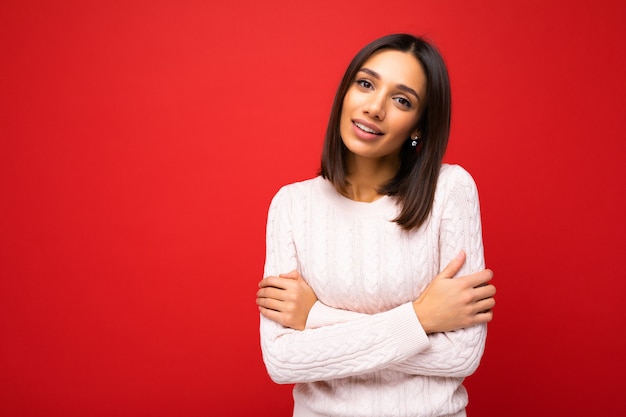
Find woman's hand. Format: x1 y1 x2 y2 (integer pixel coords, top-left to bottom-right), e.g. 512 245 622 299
256 270 318 330
413 251 496 334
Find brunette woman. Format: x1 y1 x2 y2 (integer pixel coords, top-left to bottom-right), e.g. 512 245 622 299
257 33 496 417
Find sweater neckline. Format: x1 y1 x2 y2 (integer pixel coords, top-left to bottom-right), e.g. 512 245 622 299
315 176 398 217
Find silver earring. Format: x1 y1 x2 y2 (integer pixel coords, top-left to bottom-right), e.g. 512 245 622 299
410 135 420 147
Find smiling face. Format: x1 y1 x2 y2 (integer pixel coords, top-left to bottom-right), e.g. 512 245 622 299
339 49 427 163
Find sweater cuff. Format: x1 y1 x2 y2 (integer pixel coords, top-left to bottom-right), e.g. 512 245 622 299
305 301 326 329
386 302 430 356
305 301 361 329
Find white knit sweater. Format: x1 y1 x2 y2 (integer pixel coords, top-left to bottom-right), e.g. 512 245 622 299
260 164 487 417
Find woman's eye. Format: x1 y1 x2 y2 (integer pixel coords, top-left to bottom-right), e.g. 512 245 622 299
356 79 373 89
394 97 412 108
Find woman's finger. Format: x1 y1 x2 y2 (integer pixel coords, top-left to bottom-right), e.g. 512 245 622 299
473 297 496 314
472 283 496 301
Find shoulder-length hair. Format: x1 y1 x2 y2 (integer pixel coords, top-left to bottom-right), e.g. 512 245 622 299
320 33 451 231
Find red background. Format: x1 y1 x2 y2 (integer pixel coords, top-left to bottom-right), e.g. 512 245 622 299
1 1 625 416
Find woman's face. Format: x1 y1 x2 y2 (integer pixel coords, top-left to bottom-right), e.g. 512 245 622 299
340 49 426 161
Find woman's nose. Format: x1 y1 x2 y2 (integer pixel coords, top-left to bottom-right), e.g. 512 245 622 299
363 92 385 120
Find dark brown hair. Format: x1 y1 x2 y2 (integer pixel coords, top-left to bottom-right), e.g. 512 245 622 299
319 33 451 231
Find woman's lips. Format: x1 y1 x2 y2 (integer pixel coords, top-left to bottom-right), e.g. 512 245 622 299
352 120 383 140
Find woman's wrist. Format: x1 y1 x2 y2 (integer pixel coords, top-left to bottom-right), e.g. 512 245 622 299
412 300 433 334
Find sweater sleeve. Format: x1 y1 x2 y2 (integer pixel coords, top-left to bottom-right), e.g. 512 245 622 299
389 165 488 377
302 167 488 378
259 185 431 384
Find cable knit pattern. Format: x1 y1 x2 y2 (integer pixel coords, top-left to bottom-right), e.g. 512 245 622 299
260 164 487 417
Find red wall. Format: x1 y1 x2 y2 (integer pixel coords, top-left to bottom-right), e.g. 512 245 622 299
1 1 625 416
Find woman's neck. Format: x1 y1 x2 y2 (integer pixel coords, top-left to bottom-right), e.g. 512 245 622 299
343 154 399 202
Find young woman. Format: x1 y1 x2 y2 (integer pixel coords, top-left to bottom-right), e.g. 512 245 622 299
256 33 496 417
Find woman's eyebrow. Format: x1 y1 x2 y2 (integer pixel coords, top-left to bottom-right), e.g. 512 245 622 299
358 67 421 102
359 67 381 79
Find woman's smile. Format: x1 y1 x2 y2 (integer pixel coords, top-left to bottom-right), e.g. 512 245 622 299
352 119 384 139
